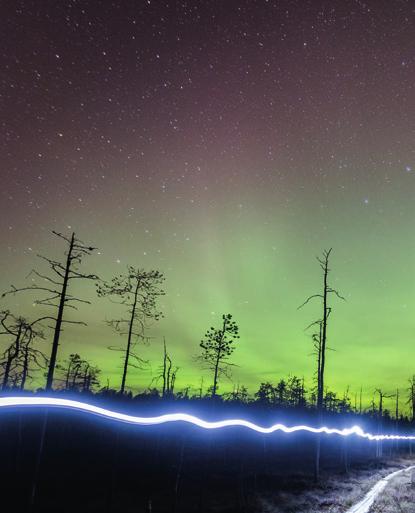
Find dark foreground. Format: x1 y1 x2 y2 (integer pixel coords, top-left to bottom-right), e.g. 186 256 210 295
0 399 413 513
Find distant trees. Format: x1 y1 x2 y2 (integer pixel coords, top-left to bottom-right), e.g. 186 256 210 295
56 353 100 392
2 231 98 390
229 384 249 402
97 267 165 394
161 339 178 397
255 382 277 403
255 377 306 407
199 314 239 398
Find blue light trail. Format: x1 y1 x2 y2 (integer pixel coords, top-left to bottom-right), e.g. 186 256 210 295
0 396 413 441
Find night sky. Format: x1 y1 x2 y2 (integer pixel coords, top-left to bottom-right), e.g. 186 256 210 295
1 1 414 405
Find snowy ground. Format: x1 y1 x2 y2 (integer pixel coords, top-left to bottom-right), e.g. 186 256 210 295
370 466 415 513
257 458 414 513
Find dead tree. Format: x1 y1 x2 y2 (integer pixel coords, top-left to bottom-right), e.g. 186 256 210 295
199 314 239 398
0 311 47 390
299 248 344 480
81 363 100 392
2 232 96 509
19 337 47 390
407 377 415 456
394 388 400 454
375 388 393 458
62 353 83 389
18 323 47 390
97 266 165 394
2 231 97 390
161 338 178 397
407 377 415 422
395 389 399 420
0 311 24 389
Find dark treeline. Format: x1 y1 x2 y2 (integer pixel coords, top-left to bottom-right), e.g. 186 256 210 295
0 387 414 513
1 230 415 512
1 231 413 417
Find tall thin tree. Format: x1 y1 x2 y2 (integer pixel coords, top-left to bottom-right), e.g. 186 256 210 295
299 248 344 480
97 266 165 394
374 388 393 458
161 338 178 397
407 376 415 422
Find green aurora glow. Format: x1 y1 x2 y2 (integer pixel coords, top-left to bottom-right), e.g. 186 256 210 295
1 1 414 411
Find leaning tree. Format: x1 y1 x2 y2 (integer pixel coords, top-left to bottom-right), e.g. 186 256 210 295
97 266 165 394
2 231 98 390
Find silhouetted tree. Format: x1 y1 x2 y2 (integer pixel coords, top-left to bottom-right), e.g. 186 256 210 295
2 231 98 390
299 248 344 480
97 266 165 394
375 388 393 458
275 379 287 405
230 384 249 403
407 376 415 422
255 377 305 407
255 382 277 404
161 338 178 397
18 326 47 390
57 353 100 391
286 375 306 407
0 311 47 390
0 311 24 390
199 314 239 397
82 363 100 392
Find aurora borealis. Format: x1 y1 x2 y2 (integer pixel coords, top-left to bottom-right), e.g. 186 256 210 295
1 1 414 407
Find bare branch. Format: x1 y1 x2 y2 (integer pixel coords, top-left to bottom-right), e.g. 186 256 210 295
297 294 324 310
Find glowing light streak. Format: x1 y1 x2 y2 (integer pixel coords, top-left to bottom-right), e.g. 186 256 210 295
0 396 414 441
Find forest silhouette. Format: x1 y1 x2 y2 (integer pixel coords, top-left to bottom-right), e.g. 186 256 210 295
1 231 414 512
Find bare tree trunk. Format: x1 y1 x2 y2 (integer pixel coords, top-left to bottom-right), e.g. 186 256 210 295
315 435 321 482
162 337 167 397
106 429 120 513
45 232 75 390
318 253 329 410
20 346 29 390
375 390 392 459
2 325 23 390
212 353 220 397
315 252 330 481
342 438 349 474
172 437 185 513
395 389 399 454
29 411 48 511
211 322 226 397
120 279 140 394
2 350 13 390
